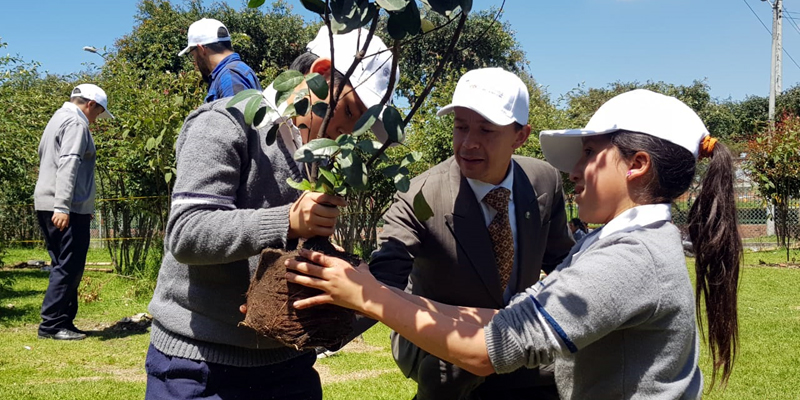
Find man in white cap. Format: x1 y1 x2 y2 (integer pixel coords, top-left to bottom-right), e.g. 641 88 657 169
178 18 262 102
34 83 113 341
145 26 397 399
365 68 573 399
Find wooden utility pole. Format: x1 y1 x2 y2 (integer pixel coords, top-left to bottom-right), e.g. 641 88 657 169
769 0 783 127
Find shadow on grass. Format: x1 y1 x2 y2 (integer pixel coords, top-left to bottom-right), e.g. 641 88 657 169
0 303 40 327
89 320 151 341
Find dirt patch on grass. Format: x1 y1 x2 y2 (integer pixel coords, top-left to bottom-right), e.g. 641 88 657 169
339 336 382 353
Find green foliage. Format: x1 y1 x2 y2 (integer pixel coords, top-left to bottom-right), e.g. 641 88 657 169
116 0 316 86
744 115 800 248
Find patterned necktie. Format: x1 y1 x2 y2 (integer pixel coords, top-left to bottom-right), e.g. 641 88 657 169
483 187 513 290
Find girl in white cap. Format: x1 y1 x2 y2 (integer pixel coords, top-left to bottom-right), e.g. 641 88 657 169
284 89 740 399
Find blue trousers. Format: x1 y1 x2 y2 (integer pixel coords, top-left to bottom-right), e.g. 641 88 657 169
145 344 323 400
37 211 91 335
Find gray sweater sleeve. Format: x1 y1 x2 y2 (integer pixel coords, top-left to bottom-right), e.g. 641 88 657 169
54 120 89 212
165 108 291 265
485 234 661 373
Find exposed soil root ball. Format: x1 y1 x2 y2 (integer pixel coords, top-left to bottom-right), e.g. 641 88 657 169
240 237 358 350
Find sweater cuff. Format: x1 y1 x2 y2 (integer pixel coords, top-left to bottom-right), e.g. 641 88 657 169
54 198 71 212
258 203 292 249
485 312 525 374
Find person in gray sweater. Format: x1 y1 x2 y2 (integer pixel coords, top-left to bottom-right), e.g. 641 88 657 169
145 26 398 400
284 89 743 399
34 84 113 341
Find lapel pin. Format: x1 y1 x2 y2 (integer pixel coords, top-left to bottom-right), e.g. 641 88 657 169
525 211 531 220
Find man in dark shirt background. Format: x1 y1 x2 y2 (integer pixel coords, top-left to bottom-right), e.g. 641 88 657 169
178 18 262 102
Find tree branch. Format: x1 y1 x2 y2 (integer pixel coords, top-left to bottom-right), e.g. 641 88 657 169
403 11 468 126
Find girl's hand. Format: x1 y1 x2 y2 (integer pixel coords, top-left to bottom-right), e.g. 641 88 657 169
285 248 378 312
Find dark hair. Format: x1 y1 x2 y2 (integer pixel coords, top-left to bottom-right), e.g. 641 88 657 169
71 96 89 106
569 217 588 233
611 130 741 387
204 40 233 54
70 96 102 112
290 52 352 87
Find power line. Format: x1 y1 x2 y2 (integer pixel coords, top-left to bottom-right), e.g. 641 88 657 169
742 0 800 71
743 0 772 34
783 5 800 36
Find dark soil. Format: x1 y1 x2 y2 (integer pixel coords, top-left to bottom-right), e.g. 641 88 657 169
240 237 358 350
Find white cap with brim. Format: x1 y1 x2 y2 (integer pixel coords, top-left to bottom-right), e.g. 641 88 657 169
436 68 529 126
178 18 231 57
71 83 114 119
539 89 710 173
306 26 398 144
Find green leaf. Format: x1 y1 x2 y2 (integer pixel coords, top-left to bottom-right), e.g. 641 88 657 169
294 98 310 116
244 95 263 125
388 0 420 38
356 139 383 155
382 106 405 143
273 70 304 92
300 0 326 14
353 104 382 137
401 151 422 167
460 0 472 13
312 101 329 118
330 1 376 34
286 177 314 191
164 172 173 184
293 88 309 102
275 88 293 106
305 73 329 100
376 0 409 12
146 137 155 151
282 103 297 117
247 0 266 7
422 0 461 16
394 174 411 193
342 153 368 190
252 106 267 127
421 18 435 33
294 138 340 162
387 12 408 40
319 167 339 188
266 124 279 146
226 89 261 108
413 189 434 221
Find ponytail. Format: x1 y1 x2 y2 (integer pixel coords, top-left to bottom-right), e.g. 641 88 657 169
687 141 741 387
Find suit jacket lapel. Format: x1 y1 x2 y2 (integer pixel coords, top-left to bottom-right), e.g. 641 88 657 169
444 160 504 306
512 161 542 292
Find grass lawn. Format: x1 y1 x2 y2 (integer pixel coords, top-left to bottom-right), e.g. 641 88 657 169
1 247 798 399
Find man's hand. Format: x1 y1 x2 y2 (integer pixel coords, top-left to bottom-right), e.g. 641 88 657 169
285 249 378 311
288 191 346 239
52 213 70 231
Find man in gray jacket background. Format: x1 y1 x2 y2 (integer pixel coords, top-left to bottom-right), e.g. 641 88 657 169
34 83 113 341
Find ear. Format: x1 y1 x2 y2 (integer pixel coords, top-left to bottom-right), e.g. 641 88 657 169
511 124 532 149
626 151 652 180
310 58 333 80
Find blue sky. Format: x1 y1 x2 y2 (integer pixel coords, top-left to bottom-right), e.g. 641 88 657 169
2 0 798 102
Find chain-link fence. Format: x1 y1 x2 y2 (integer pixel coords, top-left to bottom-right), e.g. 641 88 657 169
0 196 169 275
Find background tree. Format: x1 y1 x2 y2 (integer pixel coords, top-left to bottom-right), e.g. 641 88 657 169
116 0 316 85
744 114 800 255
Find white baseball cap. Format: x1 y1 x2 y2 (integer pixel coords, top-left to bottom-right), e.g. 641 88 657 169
306 26 399 144
437 68 529 126
539 89 710 173
178 18 231 57
71 84 114 119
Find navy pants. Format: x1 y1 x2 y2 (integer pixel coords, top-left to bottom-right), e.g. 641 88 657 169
145 344 323 400
37 211 91 335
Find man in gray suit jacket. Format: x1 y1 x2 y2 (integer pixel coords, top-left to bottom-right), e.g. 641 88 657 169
369 68 574 399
